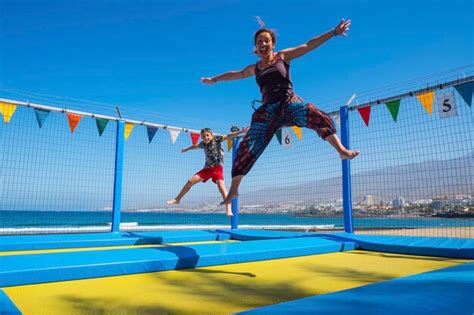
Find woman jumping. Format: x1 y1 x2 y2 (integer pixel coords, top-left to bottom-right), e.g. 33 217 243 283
201 18 359 204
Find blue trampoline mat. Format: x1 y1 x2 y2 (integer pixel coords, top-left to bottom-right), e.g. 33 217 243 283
0 236 356 287
320 233 474 259
0 230 229 251
239 261 474 315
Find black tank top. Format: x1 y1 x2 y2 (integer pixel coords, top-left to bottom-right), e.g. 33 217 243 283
255 55 294 104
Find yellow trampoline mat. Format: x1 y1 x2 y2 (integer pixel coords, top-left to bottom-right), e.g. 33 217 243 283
5 250 470 315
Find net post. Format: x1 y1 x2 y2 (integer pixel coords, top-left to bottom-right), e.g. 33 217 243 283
112 120 125 232
340 106 354 233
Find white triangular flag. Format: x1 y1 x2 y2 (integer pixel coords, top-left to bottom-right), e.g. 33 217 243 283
330 113 340 129
169 129 180 144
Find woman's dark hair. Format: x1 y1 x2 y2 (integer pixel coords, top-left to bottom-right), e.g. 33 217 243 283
200 128 213 135
254 28 276 45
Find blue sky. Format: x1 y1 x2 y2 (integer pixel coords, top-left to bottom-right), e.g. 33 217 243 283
1 0 472 130
0 0 473 211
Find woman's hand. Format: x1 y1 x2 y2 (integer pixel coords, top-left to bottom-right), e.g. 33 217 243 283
201 77 216 85
334 19 351 36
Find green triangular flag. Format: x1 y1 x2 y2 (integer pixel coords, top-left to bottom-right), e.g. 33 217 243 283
385 99 401 122
275 129 282 144
95 118 109 136
34 109 50 128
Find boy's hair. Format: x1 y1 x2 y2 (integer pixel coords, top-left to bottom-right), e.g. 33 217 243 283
200 128 213 135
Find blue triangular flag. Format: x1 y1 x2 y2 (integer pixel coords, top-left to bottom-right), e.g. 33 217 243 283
34 109 50 128
146 126 159 143
454 81 473 107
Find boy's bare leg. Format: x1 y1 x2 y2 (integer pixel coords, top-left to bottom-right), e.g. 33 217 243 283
216 180 233 216
325 134 360 160
167 175 203 205
221 175 243 205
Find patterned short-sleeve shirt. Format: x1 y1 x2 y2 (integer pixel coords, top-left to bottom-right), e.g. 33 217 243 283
198 135 224 168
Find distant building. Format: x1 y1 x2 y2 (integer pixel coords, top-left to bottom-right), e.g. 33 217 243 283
392 197 406 208
359 195 380 206
432 198 448 210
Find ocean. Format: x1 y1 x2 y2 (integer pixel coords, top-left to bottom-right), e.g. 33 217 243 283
1 210 473 235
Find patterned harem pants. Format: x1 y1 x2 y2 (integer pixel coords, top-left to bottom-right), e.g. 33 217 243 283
232 95 336 177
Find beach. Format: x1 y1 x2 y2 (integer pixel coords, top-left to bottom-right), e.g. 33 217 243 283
355 227 474 238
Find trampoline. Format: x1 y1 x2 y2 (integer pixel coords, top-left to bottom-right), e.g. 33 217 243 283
1 230 473 314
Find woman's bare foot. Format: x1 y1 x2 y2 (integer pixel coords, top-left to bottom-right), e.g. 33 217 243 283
166 199 180 205
340 150 360 160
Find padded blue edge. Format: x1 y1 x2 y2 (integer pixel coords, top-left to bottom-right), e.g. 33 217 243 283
317 233 474 259
0 289 21 315
0 230 230 251
217 229 320 240
238 261 474 315
0 237 357 287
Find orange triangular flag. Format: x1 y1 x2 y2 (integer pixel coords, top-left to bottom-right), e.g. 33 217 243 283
66 113 82 133
417 91 434 115
357 106 371 127
0 101 17 124
125 122 135 140
290 126 302 140
227 138 233 151
190 132 200 145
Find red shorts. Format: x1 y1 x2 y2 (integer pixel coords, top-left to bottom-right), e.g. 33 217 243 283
195 165 224 183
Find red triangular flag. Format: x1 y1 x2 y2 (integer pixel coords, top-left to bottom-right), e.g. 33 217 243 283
190 132 200 145
66 113 82 133
357 106 371 127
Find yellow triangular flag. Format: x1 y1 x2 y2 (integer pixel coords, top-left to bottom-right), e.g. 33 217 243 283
227 138 233 151
124 122 135 140
0 101 18 124
290 126 302 140
417 91 435 115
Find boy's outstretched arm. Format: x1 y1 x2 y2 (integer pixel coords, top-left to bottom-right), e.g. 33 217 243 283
222 127 249 141
181 144 199 153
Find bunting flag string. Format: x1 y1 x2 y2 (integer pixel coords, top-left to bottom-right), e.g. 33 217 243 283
1 77 471 144
95 118 109 136
190 132 200 145
146 125 159 143
34 108 50 128
66 113 82 133
385 99 401 122
0 101 17 124
275 128 283 144
357 106 371 127
227 138 233 151
169 129 180 144
416 91 435 115
124 122 134 141
290 126 302 140
454 81 473 107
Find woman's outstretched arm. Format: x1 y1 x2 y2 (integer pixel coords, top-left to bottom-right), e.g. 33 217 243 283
201 64 255 85
279 19 351 62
